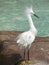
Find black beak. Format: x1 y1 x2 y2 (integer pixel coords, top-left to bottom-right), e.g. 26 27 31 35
34 14 39 18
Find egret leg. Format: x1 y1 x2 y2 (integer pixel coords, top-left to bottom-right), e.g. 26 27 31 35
24 49 25 60
27 49 33 64
19 49 26 65
27 49 30 60
27 49 35 64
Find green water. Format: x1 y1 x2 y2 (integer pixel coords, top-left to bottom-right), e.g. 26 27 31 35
0 0 49 37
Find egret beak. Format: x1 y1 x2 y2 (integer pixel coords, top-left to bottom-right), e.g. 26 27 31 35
34 14 39 18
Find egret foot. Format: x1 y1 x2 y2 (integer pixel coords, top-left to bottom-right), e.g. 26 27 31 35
20 61 26 65
26 60 34 65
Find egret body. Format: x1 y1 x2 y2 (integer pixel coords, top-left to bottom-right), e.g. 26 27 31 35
16 7 39 64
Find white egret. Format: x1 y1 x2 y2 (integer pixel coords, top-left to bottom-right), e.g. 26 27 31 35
16 7 39 64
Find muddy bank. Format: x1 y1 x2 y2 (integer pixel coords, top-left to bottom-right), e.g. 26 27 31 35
0 31 49 65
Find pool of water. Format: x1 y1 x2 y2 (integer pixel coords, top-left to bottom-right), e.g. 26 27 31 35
0 0 49 37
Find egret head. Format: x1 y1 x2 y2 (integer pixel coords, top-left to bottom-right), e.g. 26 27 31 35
25 7 39 18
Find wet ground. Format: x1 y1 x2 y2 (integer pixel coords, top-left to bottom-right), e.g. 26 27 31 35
33 60 49 65
0 31 49 65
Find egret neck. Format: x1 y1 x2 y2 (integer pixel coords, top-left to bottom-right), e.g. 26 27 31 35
27 14 37 35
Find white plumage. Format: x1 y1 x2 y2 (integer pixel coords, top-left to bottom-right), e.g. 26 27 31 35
16 6 39 61
16 7 38 49
17 31 35 48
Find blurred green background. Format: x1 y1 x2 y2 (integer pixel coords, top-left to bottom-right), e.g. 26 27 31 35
0 0 49 37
